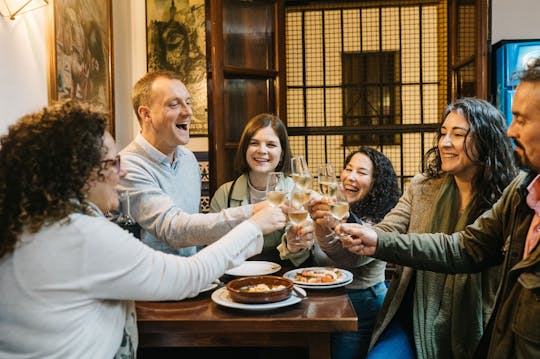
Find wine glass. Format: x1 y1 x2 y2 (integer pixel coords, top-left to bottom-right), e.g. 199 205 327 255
327 183 350 244
117 190 136 226
288 185 310 239
266 172 287 207
330 183 349 224
291 156 313 191
317 163 338 198
116 190 141 238
317 163 339 239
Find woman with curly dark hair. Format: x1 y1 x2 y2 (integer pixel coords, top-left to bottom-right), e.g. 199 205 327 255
357 98 518 359
308 147 401 359
345 147 402 224
0 100 286 358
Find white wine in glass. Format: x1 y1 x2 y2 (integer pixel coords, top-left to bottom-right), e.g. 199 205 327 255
266 172 287 207
291 186 310 208
292 174 313 189
288 185 310 240
317 163 338 196
267 190 287 207
328 183 350 243
318 181 338 197
330 201 349 221
291 156 313 190
289 209 309 224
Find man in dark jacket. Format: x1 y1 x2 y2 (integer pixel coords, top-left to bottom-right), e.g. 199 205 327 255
338 57 540 359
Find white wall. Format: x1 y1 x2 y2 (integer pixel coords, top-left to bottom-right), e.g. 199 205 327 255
0 9 49 136
112 0 146 149
491 0 540 44
0 1 143 146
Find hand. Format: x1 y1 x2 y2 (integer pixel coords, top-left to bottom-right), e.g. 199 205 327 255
248 206 287 234
252 200 271 213
308 197 334 227
336 223 378 256
286 220 315 252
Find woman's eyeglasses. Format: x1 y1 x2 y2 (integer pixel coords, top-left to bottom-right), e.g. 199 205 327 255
101 155 121 173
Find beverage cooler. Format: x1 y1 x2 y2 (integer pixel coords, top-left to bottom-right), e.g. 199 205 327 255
493 39 540 126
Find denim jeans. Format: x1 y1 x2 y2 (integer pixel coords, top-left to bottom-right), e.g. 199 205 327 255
331 281 387 359
366 319 415 359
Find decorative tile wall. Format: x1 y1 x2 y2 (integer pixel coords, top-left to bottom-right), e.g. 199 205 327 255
194 152 210 213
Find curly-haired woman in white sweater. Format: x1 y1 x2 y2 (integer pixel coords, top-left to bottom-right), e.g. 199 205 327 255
0 100 286 359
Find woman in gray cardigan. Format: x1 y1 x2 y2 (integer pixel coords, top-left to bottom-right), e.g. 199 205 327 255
363 98 518 359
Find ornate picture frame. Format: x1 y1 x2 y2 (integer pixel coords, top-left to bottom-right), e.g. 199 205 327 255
146 0 207 136
47 0 114 135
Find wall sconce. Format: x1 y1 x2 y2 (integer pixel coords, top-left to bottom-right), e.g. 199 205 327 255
0 0 48 20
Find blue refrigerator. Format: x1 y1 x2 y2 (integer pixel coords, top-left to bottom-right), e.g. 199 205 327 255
493 39 540 126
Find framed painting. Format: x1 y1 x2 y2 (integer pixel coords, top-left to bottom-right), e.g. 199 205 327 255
47 0 114 135
146 0 208 136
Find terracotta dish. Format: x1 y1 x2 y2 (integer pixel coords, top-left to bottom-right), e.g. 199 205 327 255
226 275 293 304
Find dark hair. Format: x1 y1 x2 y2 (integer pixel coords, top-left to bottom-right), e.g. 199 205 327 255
345 146 401 224
517 56 540 82
0 100 108 259
131 70 184 123
235 113 292 175
424 98 517 219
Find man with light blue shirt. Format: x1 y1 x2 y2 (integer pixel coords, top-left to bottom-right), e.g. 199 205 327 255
119 71 268 255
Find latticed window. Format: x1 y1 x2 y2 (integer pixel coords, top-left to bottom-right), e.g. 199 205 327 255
285 0 451 189
342 51 401 146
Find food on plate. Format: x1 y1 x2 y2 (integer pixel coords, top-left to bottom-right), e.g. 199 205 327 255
294 268 343 283
226 275 293 303
240 283 286 293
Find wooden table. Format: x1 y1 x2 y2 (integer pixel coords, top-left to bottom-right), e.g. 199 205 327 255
136 287 357 359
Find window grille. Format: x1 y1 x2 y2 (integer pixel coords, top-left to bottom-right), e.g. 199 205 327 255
285 0 448 190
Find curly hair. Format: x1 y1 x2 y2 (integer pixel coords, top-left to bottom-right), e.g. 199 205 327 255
235 113 292 175
0 100 108 259
424 98 518 219
345 146 401 223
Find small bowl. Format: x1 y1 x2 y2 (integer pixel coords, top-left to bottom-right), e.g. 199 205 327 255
226 275 293 304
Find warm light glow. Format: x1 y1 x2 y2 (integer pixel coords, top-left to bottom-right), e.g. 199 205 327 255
0 0 48 20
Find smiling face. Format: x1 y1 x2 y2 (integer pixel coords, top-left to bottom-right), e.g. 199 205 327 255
85 132 126 213
507 81 540 173
138 76 193 157
438 111 478 181
340 153 374 204
246 126 283 176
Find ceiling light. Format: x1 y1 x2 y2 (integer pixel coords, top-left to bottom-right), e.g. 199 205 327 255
0 0 48 20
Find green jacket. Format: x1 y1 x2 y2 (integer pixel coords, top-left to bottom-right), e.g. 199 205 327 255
375 171 540 359
369 174 500 358
209 173 310 267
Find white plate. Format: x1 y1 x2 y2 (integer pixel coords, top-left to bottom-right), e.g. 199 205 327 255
199 282 218 294
224 261 281 276
283 267 353 287
292 277 354 290
211 286 306 311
